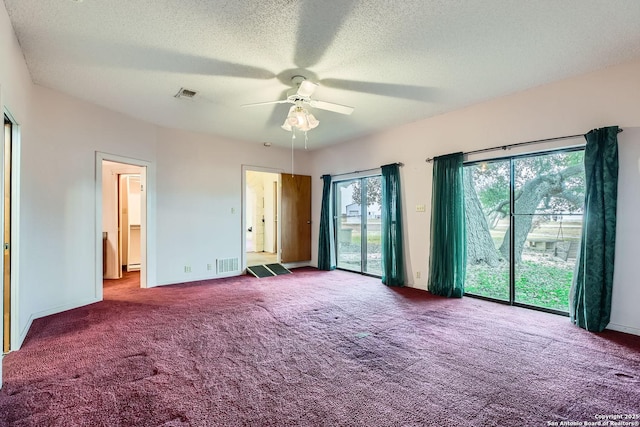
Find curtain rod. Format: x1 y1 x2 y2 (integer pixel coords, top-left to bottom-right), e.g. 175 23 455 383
424 128 624 163
321 163 404 179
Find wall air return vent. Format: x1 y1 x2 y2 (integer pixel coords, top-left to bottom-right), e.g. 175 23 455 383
174 88 198 99
217 258 239 274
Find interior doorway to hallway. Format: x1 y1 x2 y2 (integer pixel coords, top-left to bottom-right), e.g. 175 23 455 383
101 160 146 288
245 170 280 267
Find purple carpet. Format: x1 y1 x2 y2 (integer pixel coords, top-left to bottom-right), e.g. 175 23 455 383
1 268 639 426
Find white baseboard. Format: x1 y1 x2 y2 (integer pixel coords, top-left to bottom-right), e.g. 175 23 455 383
15 296 100 350
154 270 243 287
606 322 640 336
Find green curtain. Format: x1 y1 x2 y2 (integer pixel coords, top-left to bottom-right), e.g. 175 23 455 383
381 164 405 286
570 126 619 332
318 174 336 270
428 152 466 298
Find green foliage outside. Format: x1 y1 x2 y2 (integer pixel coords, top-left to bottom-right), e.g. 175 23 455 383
337 222 382 275
465 259 574 312
465 150 584 312
350 177 382 206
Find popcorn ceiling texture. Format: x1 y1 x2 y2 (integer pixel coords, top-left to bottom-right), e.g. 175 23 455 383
4 0 640 148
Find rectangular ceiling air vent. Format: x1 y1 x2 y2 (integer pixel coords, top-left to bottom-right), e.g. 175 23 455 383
174 88 198 99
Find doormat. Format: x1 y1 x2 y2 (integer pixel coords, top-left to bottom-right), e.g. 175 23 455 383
247 263 292 278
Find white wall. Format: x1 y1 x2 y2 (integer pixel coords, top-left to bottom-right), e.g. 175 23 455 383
611 128 640 335
1 0 34 373
154 127 310 285
310 59 640 335
246 171 266 253
262 172 278 253
19 85 158 344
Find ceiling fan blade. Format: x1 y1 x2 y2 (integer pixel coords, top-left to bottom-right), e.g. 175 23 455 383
309 99 354 115
266 90 294 128
297 80 318 98
241 99 291 108
294 0 358 68
320 79 441 102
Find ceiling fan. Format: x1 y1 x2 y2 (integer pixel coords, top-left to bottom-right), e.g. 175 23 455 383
241 75 354 131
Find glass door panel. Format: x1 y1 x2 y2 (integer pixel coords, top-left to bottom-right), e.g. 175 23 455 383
464 160 510 301
514 215 582 312
335 179 361 272
364 176 382 275
513 151 585 311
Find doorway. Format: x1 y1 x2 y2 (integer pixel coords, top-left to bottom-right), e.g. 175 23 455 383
245 170 280 267
100 159 146 289
3 114 13 353
119 174 142 274
333 175 382 276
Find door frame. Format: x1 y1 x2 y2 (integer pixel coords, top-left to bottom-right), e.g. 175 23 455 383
463 146 585 316
95 152 156 298
118 173 143 276
241 165 282 271
2 107 20 353
332 172 382 277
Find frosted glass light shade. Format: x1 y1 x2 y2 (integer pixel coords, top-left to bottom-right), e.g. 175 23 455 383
281 106 319 132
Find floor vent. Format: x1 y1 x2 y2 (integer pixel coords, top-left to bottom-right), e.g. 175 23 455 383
217 257 239 274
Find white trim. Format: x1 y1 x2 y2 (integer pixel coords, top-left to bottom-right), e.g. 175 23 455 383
606 323 640 337
17 296 102 347
241 165 283 272
6 110 21 351
0 85 3 386
95 152 156 299
2 106 22 354
155 270 240 287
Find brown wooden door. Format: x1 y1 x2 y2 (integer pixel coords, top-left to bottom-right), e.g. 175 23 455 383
280 173 311 263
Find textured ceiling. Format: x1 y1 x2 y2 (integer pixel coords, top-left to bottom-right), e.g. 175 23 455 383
4 0 640 149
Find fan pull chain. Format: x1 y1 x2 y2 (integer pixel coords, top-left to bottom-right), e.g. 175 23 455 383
304 131 308 150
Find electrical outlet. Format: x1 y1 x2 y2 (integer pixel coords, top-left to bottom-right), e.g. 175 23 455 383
416 271 421 279
207 263 212 271
184 266 191 273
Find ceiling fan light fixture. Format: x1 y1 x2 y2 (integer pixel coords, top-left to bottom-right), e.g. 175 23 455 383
305 112 319 129
282 106 319 132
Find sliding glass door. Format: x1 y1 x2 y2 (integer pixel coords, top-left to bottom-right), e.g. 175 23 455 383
464 159 510 301
334 176 382 276
464 149 585 313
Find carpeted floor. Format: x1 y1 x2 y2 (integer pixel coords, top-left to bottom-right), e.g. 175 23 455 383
1 268 639 426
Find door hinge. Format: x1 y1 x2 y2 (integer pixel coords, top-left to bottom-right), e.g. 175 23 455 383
4 243 9 250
